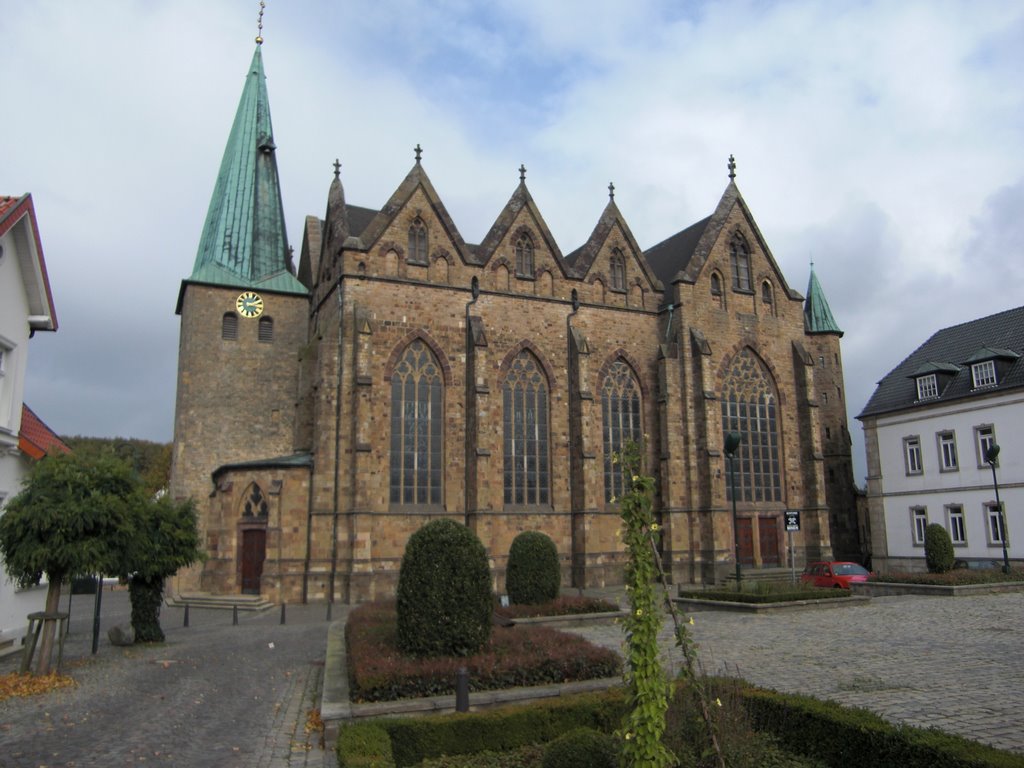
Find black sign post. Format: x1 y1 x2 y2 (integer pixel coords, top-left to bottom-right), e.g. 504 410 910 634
784 511 800 584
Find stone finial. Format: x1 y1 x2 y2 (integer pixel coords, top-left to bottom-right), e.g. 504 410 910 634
728 154 736 180
333 158 341 179
415 144 423 164
519 164 527 183
256 0 265 45
608 182 615 201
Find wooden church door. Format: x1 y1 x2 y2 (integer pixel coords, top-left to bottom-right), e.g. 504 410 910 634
736 518 754 565
240 529 266 594
758 516 780 566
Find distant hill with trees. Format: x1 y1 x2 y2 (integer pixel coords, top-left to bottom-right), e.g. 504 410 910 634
60 436 171 499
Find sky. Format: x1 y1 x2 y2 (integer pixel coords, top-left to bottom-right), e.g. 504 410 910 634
5 0 1024 485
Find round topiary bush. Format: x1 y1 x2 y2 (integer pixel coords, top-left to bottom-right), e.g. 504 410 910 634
541 727 618 768
925 523 955 573
506 530 561 605
396 518 493 657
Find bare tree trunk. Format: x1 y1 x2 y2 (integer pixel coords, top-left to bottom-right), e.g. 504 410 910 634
34 578 63 676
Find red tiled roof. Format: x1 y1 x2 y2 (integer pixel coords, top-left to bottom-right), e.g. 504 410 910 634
0 195 20 220
18 404 71 461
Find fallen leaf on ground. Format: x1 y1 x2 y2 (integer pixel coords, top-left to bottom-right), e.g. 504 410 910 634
0 672 76 701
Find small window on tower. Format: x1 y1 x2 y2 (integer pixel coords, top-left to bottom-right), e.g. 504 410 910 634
222 313 238 341
258 317 274 343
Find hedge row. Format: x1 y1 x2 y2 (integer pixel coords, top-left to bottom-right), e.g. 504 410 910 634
337 690 625 767
338 684 1024 768
345 600 621 702
493 595 620 620
678 588 851 604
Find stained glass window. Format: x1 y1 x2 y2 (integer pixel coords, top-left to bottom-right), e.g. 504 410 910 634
503 351 549 506
602 361 642 502
390 340 443 506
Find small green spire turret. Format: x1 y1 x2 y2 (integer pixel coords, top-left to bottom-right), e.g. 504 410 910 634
187 45 305 296
804 263 843 336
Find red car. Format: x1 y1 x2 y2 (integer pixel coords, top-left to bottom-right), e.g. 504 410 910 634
800 561 872 589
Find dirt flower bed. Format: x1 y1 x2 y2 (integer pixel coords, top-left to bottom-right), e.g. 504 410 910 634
493 595 620 620
346 600 621 703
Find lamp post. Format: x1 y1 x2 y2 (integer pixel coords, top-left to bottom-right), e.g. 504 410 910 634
724 431 743 590
985 444 1011 574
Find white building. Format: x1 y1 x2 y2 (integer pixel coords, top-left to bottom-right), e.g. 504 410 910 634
858 306 1022 573
0 193 62 658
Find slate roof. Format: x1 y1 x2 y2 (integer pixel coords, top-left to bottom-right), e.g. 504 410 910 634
643 215 711 286
858 305 1024 419
211 452 312 480
186 46 305 298
18 404 71 460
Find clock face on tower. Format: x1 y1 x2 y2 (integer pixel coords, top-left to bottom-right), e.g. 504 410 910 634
236 291 264 318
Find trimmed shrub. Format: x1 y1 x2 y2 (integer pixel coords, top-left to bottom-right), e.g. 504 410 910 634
506 531 561 605
925 523 955 574
337 722 395 768
541 727 618 768
396 519 493 657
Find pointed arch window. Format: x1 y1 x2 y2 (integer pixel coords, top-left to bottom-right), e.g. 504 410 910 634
242 483 269 518
710 271 725 309
729 234 752 291
610 249 626 292
390 340 444 506
408 218 428 265
503 351 550 506
222 312 238 341
721 348 782 502
602 360 642 503
515 233 535 278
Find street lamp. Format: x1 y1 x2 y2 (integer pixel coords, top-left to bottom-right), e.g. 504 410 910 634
724 431 743 590
984 444 1011 574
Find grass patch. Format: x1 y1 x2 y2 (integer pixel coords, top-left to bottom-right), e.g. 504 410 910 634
875 568 1024 586
346 600 621 702
494 594 620 620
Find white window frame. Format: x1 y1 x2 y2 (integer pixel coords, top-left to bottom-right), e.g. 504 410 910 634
903 436 923 475
971 360 997 389
946 504 967 546
975 425 997 467
911 507 928 546
986 502 1007 546
916 374 938 400
937 431 958 472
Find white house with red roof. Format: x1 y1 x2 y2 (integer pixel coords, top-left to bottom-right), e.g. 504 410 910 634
0 193 65 657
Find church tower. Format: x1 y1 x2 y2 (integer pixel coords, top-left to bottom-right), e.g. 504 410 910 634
170 39 309 594
803 265 861 561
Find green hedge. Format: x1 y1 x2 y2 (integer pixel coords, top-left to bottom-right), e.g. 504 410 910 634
337 722 394 767
678 589 851 604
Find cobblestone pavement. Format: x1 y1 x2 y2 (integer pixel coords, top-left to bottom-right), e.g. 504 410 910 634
0 588 339 768
570 592 1024 755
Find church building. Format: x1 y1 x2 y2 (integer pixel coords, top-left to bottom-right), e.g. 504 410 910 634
169 42 858 604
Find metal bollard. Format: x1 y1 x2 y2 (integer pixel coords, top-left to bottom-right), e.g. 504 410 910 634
184 604 190 628
232 605 239 626
280 602 286 625
455 667 469 712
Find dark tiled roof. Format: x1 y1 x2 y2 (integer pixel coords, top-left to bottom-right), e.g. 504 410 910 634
347 205 378 239
18 404 71 460
858 305 1024 419
212 452 313 479
642 216 710 285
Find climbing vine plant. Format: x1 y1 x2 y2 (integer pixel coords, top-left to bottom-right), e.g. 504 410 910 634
616 440 724 768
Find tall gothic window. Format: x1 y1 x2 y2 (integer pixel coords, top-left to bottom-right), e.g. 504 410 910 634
729 234 752 291
390 340 443 506
408 218 428 264
602 360 642 502
721 348 782 502
503 351 549 506
610 249 626 292
515 233 534 277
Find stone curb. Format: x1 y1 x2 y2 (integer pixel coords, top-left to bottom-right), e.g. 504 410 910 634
675 594 871 613
851 580 1024 597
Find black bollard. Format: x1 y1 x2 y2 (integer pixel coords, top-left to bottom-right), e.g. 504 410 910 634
280 602 286 625
455 667 469 713
184 604 190 628
232 605 239 626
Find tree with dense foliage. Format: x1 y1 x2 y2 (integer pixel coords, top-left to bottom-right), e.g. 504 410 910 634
925 523 955 574
116 496 202 642
0 453 138 674
396 519 493 657
506 530 561 605
61 436 171 499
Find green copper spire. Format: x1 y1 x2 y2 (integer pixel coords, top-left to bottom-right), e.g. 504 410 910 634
804 264 843 336
188 46 305 295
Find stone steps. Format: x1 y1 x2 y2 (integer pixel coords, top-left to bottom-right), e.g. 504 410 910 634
165 592 274 612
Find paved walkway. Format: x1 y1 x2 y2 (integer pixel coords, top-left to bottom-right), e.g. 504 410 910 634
2 589 1021 765
0 588 340 768
569 591 1024 755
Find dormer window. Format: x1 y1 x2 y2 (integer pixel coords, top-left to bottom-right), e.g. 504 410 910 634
971 360 997 388
916 374 938 400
